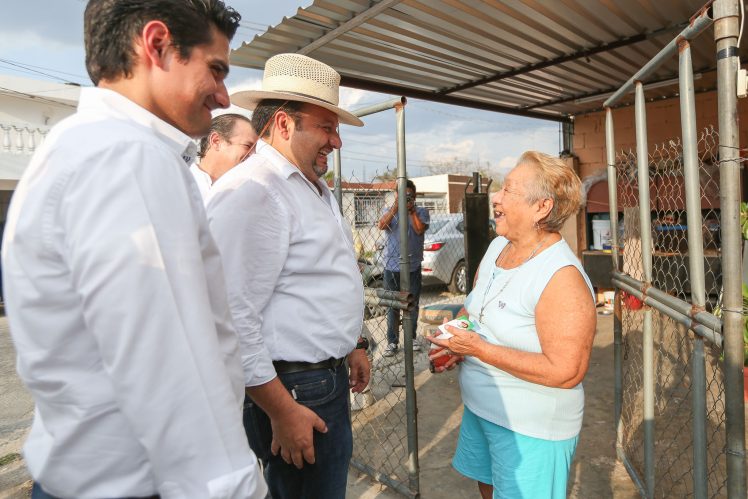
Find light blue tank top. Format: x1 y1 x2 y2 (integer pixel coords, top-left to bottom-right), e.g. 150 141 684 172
460 236 594 440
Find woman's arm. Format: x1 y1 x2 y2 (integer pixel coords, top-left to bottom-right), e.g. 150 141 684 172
442 265 597 388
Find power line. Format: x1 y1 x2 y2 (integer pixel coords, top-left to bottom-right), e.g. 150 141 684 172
0 59 82 85
0 87 77 108
0 58 88 81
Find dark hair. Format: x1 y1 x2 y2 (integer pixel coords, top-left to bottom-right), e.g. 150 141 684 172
197 113 252 158
251 99 305 138
84 0 241 85
406 179 416 193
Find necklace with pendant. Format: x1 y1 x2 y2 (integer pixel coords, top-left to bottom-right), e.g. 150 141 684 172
478 237 547 323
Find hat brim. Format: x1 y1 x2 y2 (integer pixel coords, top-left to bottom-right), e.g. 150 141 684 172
231 90 364 127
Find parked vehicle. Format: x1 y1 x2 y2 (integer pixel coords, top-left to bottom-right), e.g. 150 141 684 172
422 213 495 294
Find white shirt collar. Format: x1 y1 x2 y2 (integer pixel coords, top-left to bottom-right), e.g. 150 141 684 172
255 139 328 196
78 87 198 165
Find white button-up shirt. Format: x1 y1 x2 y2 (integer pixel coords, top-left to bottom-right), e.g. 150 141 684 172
190 163 212 203
207 140 364 385
2 88 266 499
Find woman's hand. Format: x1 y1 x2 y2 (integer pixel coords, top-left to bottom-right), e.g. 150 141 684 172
441 324 484 357
426 322 483 372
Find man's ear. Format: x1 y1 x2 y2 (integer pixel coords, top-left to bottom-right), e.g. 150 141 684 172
274 111 294 140
208 131 222 151
139 20 172 69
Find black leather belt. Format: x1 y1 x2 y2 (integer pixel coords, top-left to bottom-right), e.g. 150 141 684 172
273 357 345 375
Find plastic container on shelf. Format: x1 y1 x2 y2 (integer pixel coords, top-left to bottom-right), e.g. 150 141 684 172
591 219 612 250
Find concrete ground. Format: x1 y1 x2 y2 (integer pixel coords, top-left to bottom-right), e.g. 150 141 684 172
346 311 639 498
1 312 638 498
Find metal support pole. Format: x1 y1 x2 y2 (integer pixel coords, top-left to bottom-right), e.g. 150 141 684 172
613 272 723 345
333 149 342 210
614 289 624 451
635 81 655 498
713 2 747 497
604 10 712 107
393 99 420 494
678 40 708 499
605 108 620 273
612 278 722 347
606 106 626 475
352 97 407 118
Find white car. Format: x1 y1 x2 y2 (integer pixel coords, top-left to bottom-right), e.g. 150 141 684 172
421 213 496 294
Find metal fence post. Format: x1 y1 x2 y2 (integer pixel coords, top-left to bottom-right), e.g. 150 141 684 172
713 1 748 497
634 81 655 498
333 149 342 210
605 108 625 454
344 96 419 497
391 98 420 494
678 40 708 499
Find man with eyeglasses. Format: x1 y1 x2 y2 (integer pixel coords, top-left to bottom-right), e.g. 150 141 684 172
191 113 257 203
378 179 430 357
206 53 369 499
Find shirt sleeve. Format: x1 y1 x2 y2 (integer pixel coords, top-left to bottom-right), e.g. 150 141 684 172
58 143 266 499
206 178 282 387
419 206 430 226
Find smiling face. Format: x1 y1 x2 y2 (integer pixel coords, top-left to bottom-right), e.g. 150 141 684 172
152 26 231 137
289 104 342 180
218 119 259 166
492 163 541 240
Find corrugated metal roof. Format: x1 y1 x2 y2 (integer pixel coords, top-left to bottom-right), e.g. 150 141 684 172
231 0 724 122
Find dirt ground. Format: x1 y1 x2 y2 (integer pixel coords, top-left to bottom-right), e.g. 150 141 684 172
0 313 639 498
346 312 640 498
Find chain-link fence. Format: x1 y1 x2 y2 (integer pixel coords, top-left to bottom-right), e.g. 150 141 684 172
339 170 468 496
615 127 729 498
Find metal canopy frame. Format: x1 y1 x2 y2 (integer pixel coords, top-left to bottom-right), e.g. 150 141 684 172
231 0 726 122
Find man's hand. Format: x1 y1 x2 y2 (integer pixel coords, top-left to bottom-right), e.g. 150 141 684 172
348 349 371 393
246 378 327 469
270 402 328 469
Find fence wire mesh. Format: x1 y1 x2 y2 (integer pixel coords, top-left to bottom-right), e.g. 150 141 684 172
615 126 727 498
340 172 469 494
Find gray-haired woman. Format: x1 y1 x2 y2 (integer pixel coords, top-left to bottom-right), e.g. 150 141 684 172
429 151 597 499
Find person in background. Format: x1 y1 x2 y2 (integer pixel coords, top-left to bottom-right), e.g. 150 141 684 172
428 151 596 499
207 53 369 499
378 179 430 356
1 1 266 497
191 113 257 203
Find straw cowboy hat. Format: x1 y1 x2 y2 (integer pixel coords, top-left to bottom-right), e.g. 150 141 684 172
231 53 364 127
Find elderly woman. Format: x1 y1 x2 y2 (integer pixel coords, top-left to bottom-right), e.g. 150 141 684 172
428 151 596 499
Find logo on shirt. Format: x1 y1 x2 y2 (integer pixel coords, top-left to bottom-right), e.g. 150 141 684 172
497 301 506 309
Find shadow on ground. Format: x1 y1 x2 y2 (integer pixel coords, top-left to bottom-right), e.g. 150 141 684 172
347 313 640 498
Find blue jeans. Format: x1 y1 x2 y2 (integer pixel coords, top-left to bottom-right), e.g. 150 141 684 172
243 364 352 499
384 267 422 346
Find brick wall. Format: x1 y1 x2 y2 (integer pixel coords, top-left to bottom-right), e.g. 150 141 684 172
571 91 748 252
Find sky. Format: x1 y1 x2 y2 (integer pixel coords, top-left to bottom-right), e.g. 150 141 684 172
0 0 561 183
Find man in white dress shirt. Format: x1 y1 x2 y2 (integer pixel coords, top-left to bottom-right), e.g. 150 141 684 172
191 113 258 203
207 53 370 499
1 1 266 498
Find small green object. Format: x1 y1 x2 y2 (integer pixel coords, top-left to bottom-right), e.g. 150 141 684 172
456 315 474 330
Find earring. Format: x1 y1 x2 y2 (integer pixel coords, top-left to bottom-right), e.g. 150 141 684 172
533 221 540 231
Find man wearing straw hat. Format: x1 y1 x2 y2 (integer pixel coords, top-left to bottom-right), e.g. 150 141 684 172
207 53 370 498
2 1 267 498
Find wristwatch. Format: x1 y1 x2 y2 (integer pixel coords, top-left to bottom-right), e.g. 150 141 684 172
355 337 370 350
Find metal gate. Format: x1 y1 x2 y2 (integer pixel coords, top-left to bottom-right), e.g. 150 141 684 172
604 1 746 497
333 97 421 497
